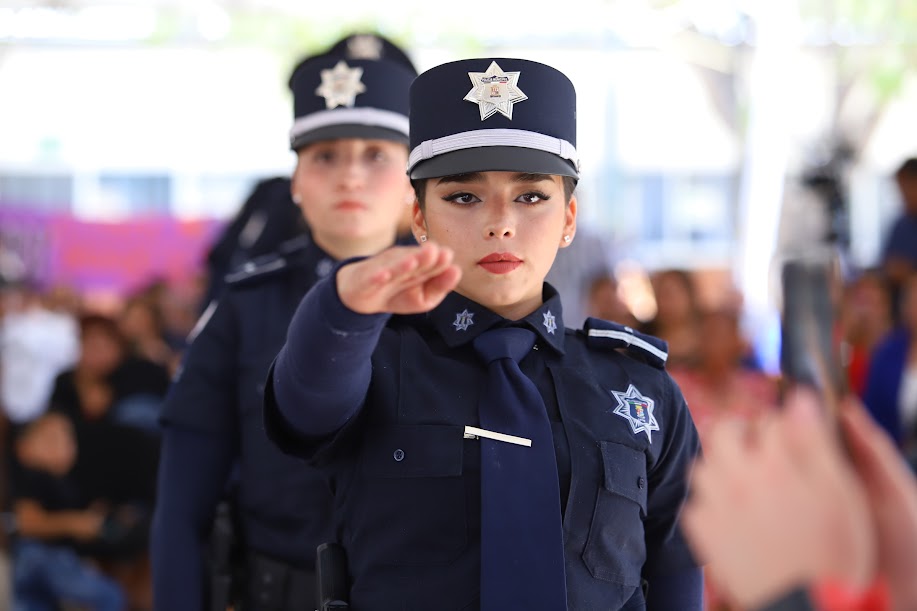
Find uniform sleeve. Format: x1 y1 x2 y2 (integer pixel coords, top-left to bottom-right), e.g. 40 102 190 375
159 296 240 435
264 268 388 457
151 426 235 611
643 374 702 582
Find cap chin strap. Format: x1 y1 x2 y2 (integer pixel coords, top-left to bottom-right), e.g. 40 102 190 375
408 128 578 174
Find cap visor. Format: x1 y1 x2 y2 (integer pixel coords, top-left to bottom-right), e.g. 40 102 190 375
409 146 578 180
292 124 408 150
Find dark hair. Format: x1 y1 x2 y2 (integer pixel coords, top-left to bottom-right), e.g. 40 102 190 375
411 175 577 211
896 158 917 180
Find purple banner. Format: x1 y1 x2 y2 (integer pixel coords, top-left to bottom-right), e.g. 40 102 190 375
0 206 224 296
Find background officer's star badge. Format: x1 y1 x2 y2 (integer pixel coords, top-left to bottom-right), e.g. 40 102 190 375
315 60 366 109
463 61 528 120
346 35 383 60
543 310 557 335
610 384 660 442
453 309 475 332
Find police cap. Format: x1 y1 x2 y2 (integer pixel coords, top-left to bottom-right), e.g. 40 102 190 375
408 58 578 180
288 49 416 151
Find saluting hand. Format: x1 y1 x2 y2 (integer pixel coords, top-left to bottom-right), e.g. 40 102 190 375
337 242 462 315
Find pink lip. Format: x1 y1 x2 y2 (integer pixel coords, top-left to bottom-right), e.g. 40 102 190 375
478 252 523 274
335 200 367 211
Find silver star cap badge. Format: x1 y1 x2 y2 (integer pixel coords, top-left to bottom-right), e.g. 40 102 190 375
346 35 383 60
463 61 528 120
315 60 367 109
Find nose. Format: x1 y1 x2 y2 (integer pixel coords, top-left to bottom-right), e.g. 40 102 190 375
482 199 515 239
337 154 366 191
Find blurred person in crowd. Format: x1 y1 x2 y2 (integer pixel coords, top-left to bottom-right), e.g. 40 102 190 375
881 157 917 319
151 33 418 611
118 294 178 375
201 176 306 309
671 307 779 445
49 314 170 434
8 411 160 610
682 391 917 611
0 281 80 424
839 270 892 398
586 272 640 328
863 272 917 468
642 269 702 369
545 223 614 329
670 306 779 610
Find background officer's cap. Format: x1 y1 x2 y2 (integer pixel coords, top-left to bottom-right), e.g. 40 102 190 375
288 34 417 151
325 32 417 74
407 58 578 180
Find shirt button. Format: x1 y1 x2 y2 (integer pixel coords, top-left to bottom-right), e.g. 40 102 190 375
637 476 645 489
393 449 405 462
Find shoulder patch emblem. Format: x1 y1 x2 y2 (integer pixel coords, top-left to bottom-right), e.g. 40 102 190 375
610 384 660 442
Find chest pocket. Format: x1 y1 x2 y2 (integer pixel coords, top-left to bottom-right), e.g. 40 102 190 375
357 425 468 566
582 440 648 587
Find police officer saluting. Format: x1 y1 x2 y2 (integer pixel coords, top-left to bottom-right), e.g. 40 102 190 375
151 34 417 611
265 57 703 610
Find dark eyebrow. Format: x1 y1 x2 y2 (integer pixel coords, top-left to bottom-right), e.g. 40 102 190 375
435 172 553 186
512 173 553 184
435 172 484 185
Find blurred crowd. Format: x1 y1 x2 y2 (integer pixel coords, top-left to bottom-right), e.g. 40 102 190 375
0 276 203 610
0 156 914 610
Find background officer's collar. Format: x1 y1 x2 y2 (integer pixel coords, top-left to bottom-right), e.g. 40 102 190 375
429 284 565 354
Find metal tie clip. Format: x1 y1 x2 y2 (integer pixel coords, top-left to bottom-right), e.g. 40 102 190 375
463 425 532 447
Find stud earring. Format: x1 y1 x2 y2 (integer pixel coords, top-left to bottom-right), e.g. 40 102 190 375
292 193 302 204
563 235 571 243
420 235 428 243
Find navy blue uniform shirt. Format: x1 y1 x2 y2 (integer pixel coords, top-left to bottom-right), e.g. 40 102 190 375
264 269 702 611
152 236 336 610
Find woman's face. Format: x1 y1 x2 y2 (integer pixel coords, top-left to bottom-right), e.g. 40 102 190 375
292 138 412 251
414 171 576 320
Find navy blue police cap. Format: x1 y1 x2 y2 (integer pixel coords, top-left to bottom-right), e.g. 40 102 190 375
288 50 416 151
325 32 417 74
408 58 578 180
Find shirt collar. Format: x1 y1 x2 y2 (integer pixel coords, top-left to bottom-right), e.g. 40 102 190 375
428 283 565 354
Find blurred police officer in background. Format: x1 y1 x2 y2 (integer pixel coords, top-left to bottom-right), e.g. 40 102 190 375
150 33 417 611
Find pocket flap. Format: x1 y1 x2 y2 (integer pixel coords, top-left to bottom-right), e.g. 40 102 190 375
362 425 464 478
599 441 648 512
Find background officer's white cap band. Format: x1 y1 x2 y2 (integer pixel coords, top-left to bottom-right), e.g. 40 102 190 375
290 107 410 144
408 128 578 173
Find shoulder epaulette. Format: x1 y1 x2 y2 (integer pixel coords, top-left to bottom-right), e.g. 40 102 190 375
583 317 668 369
277 234 311 255
225 236 313 286
225 253 290 286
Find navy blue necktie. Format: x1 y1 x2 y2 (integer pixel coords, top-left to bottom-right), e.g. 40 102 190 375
473 327 567 611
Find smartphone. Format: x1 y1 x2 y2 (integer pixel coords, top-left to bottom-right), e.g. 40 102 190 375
779 256 847 415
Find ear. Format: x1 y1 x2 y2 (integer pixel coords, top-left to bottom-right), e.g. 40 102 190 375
559 196 577 248
290 153 305 206
411 201 427 242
